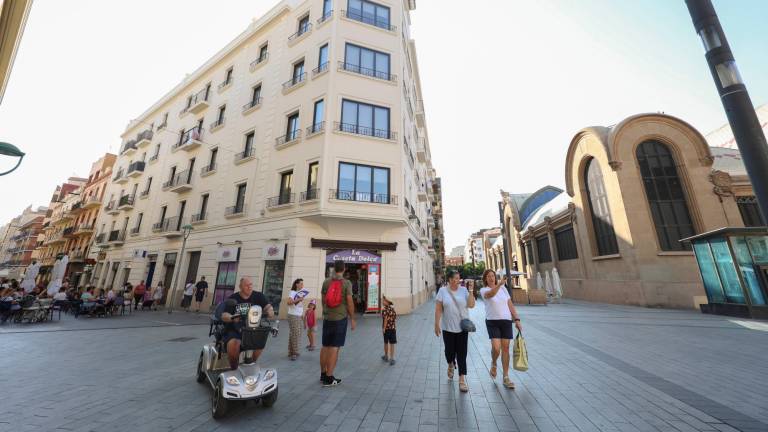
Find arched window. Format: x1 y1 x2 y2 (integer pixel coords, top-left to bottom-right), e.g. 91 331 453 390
584 158 619 256
636 141 695 251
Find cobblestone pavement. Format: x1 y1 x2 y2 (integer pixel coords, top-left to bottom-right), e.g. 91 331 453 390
1 297 767 432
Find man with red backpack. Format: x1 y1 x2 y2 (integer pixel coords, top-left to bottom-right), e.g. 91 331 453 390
319 260 356 387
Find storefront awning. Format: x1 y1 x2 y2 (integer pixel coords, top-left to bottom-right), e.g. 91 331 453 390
311 238 397 251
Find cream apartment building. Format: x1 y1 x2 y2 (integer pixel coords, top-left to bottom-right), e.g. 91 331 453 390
91 0 440 316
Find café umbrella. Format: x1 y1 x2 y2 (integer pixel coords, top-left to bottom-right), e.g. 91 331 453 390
21 261 40 293
46 255 69 296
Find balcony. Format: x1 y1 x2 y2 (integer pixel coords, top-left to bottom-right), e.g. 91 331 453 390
113 169 127 184
151 221 163 233
121 141 137 156
70 250 86 262
63 227 76 238
68 201 84 216
164 170 193 193
108 229 125 245
250 52 268 72
300 188 319 202
191 212 207 225
242 97 263 115
415 99 425 128
329 189 397 205
417 138 427 162
287 23 312 45
201 162 216 177
312 62 329 78
338 61 397 83
117 195 135 210
418 188 428 202
126 161 146 178
157 120 167 131
225 205 246 219
140 188 150 199
75 223 95 235
209 118 225 133
427 214 435 227
306 122 325 138
234 148 256 165
282 73 306 93
342 9 397 32
149 154 159 164
267 193 295 209
317 9 333 26
135 129 153 148
183 87 210 115
334 122 396 141
46 232 64 245
95 233 106 245
158 216 184 238
275 130 302 149
105 201 119 215
173 127 203 152
218 78 232 93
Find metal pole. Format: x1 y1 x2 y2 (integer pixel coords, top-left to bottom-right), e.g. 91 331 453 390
686 0 768 221
167 232 189 314
498 201 513 294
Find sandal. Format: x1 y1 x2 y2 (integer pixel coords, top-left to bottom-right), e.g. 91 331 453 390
503 376 515 389
490 364 497 379
459 380 469 392
447 364 454 380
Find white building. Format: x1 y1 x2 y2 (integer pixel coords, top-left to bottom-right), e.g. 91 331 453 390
91 0 440 316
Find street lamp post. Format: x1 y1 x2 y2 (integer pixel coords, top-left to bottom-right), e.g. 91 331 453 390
0 142 25 176
167 224 193 314
685 0 768 221
498 201 513 294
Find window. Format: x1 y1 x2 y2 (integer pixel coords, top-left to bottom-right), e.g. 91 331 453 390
199 194 209 220
341 99 391 139
251 85 261 104
177 201 186 230
298 15 310 35
213 105 225 127
224 67 233 85
737 196 765 227
152 144 160 158
636 141 695 251
279 171 293 204
286 113 300 141
344 43 390 79
312 99 325 132
259 44 268 62
209 148 218 169
585 158 619 256
235 184 247 212
555 225 578 261
159 206 167 223
292 60 305 84
307 162 319 199
337 162 390 203
536 235 552 263
135 213 143 230
318 44 329 70
244 132 255 155
347 0 390 30
323 0 332 16
144 177 152 195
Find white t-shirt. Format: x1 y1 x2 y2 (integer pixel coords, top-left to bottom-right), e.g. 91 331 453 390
287 290 304 316
184 283 194 296
53 292 68 301
153 286 163 300
436 286 470 333
479 286 512 320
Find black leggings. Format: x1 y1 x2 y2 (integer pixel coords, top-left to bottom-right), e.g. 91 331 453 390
442 330 468 376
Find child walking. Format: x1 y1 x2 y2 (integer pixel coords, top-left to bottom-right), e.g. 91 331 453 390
381 296 397 365
304 300 317 351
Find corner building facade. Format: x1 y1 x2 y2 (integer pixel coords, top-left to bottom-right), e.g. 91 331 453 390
91 0 440 316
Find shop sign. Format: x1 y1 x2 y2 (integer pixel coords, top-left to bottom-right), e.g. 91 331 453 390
263 242 286 261
325 249 381 264
164 252 177 265
217 246 240 262
366 264 381 312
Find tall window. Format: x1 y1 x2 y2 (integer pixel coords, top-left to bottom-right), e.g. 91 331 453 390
259 44 268 62
323 0 332 16
344 43 390 79
235 184 247 212
224 67 233 85
312 99 325 132
318 44 329 69
292 60 305 85
585 158 619 256
338 162 390 203
636 141 695 251
341 99 390 139
286 113 300 140
209 148 218 169
298 15 310 34
244 132 255 155
737 196 765 227
144 177 152 194
200 194 209 219
347 0 390 29
215 105 226 126
536 235 552 263
279 171 293 204
159 205 167 223
307 162 319 199
555 225 578 261
135 213 143 230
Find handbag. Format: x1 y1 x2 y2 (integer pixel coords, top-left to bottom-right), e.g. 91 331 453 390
447 288 476 332
513 332 529 372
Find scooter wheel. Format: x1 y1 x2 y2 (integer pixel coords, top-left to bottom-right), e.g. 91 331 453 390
212 380 229 419
261 387 278 408
196 353 206 383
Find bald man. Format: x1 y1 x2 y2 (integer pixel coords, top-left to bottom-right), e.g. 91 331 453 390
221 277 274 369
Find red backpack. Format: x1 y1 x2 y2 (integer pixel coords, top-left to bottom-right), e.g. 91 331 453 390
325 279 343 308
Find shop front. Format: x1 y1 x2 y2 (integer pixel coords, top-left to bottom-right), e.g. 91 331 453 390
685 228 768 319
213 245 240 306
262 241 287 315
325 249 382 314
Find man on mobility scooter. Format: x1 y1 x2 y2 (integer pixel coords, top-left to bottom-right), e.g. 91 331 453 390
197 277 279 418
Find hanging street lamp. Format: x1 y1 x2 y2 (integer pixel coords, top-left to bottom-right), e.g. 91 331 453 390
0 142 24 176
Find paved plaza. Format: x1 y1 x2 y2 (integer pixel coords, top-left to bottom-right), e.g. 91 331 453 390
2 298 767 432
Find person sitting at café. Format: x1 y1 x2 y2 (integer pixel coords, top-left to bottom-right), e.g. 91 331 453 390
53 287 68 302
0 287 20 323
80 287 97 315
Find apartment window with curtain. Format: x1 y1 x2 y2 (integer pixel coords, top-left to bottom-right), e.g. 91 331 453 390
259 44 268 62
344 43 390 80
347 0 390 30
337 162 390 204
224 67 233 85
341 99 390 139
323 0 332 17
636 140 695 251
306 162 319 200
134 213 143 233
213 105 225 128
279 171 293 205
584 158 619 256
208 148 217 171
198 194 209 221
298 15 310 35
244 132 255 157
536 235 552 263
311 99 325 133
251 85 261 105
555 225 578 260
286 113 300 141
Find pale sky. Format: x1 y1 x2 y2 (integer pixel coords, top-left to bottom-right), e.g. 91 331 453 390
1 0 767 251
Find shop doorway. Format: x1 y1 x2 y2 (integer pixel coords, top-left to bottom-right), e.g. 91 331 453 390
162 253 177 305
263 260 286 314
145 259 157 287
185 251 201 286
214 262 238 306
325 249 381 314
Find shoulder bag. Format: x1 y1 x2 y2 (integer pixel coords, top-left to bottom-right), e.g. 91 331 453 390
447 288 476 333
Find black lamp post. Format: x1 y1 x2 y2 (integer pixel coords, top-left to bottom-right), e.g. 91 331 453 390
685 0 768 222
167 224 193 314
0 142 24 176
498 201 513 294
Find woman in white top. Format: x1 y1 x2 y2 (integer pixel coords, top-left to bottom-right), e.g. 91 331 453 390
182 280 195 311
285 278 306 361
152 282 164 311
434 269 476 392
479 270 522 389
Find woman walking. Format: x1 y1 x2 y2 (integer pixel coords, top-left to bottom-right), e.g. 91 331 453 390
434 269 475 392
286 278 306 360
480 270 522 389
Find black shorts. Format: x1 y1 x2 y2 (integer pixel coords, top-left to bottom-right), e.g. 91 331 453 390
383 329 397 344
222 330 241 345
485 319 513 340
322 318 348 347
